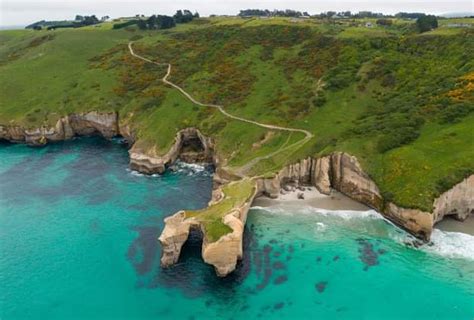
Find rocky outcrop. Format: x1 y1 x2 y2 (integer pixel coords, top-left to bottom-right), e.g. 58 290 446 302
384 203 433 241
158 179 257 277
202 195 253 276
433 175 474 223
158 211 200 267
255 152 472 241
312 156 331 195
330 152 384 211
68 112 119 139
0 112 119 146
129 128 214 174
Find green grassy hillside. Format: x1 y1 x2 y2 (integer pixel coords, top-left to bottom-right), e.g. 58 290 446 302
1 17 473 212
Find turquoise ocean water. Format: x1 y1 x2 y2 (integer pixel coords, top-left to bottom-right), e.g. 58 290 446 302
1 138 473 319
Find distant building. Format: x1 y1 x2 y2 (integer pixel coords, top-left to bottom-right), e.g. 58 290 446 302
447 23 472 28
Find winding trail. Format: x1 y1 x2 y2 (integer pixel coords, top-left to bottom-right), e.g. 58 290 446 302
128 42 313 175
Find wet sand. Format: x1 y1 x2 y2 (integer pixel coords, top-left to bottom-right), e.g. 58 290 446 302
436 214 474 236
253 187 474 236
252 187 370 211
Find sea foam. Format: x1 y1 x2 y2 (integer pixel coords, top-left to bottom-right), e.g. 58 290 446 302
424 229 474 261
250 204 382 220
251 204 474 261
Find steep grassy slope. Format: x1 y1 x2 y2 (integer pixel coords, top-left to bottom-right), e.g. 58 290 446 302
1 17 473 212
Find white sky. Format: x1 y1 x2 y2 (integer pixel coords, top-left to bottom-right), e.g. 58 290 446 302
1 0 473 26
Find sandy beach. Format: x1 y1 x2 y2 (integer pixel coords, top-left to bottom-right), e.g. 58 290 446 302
436 214 474 236
253 187 474 236
252 187 369 211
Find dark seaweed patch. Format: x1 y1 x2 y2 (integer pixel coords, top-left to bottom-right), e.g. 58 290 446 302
357 239 380 270
274 302 285 310
274 275 288 285
127 226 160 276
315 281 327 293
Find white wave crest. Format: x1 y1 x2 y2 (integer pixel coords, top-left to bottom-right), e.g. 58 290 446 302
423 229 474 261
250 204 382 220
172 161 211 176
126 168 145 177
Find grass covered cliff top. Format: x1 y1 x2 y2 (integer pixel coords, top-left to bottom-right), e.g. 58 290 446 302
185 178 256 242
1 16 473 212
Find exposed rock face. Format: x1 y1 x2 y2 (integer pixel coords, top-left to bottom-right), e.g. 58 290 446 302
433 175 474 223
312 156 331 195
129 128 214 174
384 203 433 241
158 211 199 267
202 201 250 276
68 112 119 138
330 152 384 211
158 180 258 277
0 112 119 146
255 152 472 241
256 157 314 198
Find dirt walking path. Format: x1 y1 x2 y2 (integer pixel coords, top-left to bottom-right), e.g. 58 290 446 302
128 42 313 176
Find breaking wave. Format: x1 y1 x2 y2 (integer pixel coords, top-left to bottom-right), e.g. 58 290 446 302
423 229 474 261
172 161 212 176
251 204 474 261
250 204 382 220
126 162 212 177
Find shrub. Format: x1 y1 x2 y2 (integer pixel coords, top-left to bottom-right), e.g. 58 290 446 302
416 15 438 33
311 93 327 107
376 19 393 26
377 126 420 152
113 20 139 29
439 103 473 124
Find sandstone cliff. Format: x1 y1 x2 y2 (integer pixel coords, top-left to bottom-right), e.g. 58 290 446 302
256 152 472 241
159 179 257 277
129 128 214 174
433 175 474 223
0 111 119 146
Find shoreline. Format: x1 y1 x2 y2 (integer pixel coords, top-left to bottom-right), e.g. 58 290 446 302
253 187 474 236
253 187 370 211
435 214 474 236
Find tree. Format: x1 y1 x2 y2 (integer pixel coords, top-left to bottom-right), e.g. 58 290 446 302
137 20 147 30
75 15 84 21
157 15 176 29
174 9 194 23
416 15 438 33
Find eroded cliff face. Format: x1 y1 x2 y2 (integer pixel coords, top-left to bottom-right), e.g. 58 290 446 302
129 128 214 174
256 152 472 241
0 112 119 146
433 175 474 223
158 211 200 267
158 180 258 277
201 195 254 276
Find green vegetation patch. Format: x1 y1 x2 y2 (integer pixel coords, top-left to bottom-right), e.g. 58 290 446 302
185 179 256 242
1 17 473 212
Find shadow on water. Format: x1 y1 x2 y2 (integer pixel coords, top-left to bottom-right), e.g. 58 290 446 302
127 221 259 305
